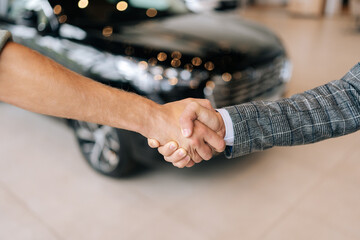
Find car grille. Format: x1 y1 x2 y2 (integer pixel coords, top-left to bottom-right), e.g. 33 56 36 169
207 56 290 108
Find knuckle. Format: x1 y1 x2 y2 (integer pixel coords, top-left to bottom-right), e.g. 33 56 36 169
164 156 172 163
214 139 226 152
159 147 174 157
158 147 165 155
189 101 199 110
193 159 201 164
204 99 212 108
186 161 195 168
219 140 226 152
187 149 198 162
147 139 156 148
190 138 200 147
203 152 212 161
174 162 185 168
193 155 203 163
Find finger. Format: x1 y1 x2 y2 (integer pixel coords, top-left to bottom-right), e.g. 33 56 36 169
178 98 214 138
179 102 204 138
147 139 160 148
179 102 198 138
173 156 191 168
191 150 204 164
164 148 187 163
193 138 213 161
188 121 224 161
158 141 178 157
201 123 226 153
186 160 195 168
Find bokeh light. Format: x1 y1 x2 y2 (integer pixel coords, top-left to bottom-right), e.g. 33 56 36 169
192 57 202 66
222 72 232 82
138 61 148 70
53 5 62 15
171 51 182 59
78 0 89 9
116 1 128 11
169 77 178 85
58 15 67 23
206 81 215 89
184 63 194 72
157 52 167 62
171 59 181 68
154 75 163 81
204 61 215 71
102 26 113 37
148 58 157 66
146 8 158 18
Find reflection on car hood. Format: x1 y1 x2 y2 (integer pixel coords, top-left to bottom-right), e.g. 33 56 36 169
109 12 284 64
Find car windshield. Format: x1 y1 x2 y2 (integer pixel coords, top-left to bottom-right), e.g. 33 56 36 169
49 0 190 29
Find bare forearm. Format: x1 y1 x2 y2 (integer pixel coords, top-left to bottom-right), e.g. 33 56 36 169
0 42 156 136
0 42 225 162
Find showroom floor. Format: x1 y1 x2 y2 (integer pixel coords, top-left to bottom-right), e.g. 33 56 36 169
1 6 360 240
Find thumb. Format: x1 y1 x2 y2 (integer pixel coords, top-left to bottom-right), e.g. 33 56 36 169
179 102 200 138
179 101 219 138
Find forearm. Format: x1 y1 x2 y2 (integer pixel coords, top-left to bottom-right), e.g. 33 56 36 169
0 42 157 136
225 63 360 158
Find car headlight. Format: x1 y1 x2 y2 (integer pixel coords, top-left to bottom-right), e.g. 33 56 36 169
114 56 210 93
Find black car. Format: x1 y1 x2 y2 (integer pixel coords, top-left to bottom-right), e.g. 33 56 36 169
0 0 291 177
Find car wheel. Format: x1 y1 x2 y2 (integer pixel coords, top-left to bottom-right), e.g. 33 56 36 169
69 120 136 177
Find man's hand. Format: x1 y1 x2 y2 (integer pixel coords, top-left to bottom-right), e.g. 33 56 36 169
147 99 225 166
147 99 226 168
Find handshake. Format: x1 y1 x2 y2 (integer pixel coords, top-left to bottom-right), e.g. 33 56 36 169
144 98 227 168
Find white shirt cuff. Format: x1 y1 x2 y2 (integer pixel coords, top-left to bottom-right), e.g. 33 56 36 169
216 108 234 146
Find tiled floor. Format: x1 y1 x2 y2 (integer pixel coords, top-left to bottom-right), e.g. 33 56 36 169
1 6 360 240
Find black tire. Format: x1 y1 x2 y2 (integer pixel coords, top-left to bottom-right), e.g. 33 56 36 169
69 120 137 177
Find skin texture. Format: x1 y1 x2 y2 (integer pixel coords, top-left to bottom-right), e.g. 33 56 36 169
0 42 225 162
148 101 226 168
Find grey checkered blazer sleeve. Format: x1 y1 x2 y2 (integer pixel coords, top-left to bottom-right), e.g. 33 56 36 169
224 63 360 158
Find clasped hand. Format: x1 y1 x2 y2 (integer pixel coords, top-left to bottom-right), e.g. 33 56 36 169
147 98 226 168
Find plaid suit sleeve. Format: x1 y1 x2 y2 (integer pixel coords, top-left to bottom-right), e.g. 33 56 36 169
224 63 360 158
0 30 12 53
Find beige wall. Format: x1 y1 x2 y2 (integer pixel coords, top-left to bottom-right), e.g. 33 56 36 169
288 0 325 16
256 0 288 4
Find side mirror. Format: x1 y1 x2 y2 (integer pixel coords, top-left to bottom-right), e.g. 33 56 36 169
19 9 38 28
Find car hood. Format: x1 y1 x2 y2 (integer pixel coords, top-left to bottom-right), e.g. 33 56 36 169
104 12 285 70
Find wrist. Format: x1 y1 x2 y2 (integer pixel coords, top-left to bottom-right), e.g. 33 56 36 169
216 111 226 138
105 88 160 137
137 100 161 138
144 102 181 145
216 108 234 146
